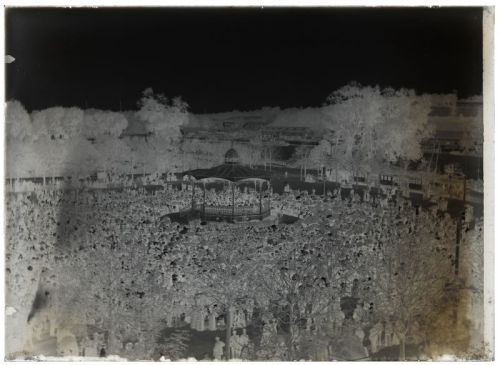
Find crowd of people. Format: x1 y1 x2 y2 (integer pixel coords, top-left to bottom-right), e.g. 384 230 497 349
5 174 482 360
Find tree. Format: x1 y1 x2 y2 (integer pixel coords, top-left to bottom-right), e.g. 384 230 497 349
323 83 433 177
93 138 133 173
133 88 190 173
257 242 330 359
256 218 368 360
31 106 85 141
136 88 189 143
375 88 434 168
308 140 331 170
292 145 313 181
82 110 128 140
422 218 486 359
184 224 268 359
365 204 454 360
459 113 483 156
5 190 53 355
44 194 182 357
6 100 32 142
8 105 107 177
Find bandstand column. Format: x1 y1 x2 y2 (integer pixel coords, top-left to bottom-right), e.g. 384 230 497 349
202 182 206 220
323 170 326 199
259 181 262 216
232 183 235 221
191 180 195 210
267 180 271 214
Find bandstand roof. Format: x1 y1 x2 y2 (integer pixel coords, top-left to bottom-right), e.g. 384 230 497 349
236 177 269 185
197 177 231 184
182 163 270 183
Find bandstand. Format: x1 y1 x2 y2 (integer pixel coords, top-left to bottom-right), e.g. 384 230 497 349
180 149 272 223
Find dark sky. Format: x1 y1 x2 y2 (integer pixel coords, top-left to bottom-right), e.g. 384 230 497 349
6 7 483 113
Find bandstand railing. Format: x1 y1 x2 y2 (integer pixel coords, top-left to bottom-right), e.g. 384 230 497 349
188 202 271 222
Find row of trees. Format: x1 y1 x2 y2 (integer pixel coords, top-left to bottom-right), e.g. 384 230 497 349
297 83 435 178
6 88 188 143
5 89 190 177
6 83 439 179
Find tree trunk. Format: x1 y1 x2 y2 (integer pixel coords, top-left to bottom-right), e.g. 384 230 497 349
286 304 295 360
225 305 232 360
399 336 406 361
434 143 440 173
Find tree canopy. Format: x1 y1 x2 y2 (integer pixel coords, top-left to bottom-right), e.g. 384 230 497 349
313 83 433 174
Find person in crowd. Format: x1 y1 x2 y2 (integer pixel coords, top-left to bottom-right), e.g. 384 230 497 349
213 337 225 360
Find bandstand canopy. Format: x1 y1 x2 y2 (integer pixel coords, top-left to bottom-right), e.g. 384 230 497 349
197 177 233 184
182 163 270 183
236 177 269 185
